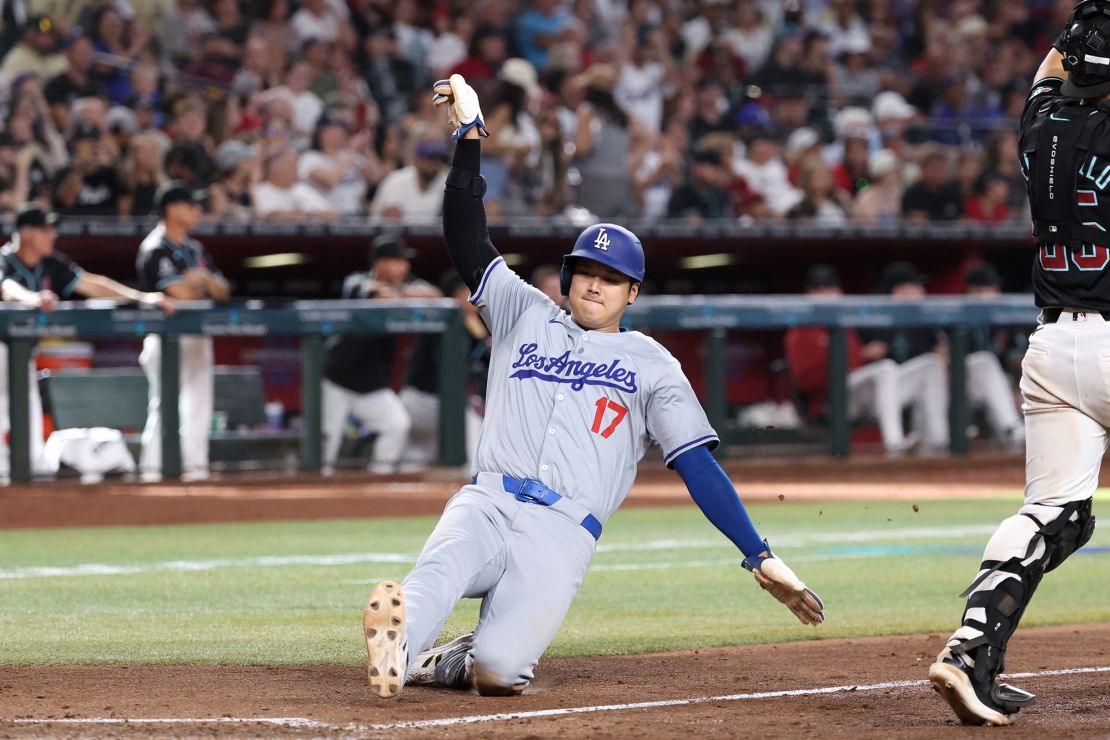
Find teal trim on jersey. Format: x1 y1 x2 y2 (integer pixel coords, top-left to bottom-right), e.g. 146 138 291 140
61 269 84 298
155 275 186 290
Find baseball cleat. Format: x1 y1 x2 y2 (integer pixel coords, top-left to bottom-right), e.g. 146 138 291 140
929 656 1033 726
407 633 472 688
364 580 408 699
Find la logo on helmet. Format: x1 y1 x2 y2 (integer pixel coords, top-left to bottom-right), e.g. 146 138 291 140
593 228 610 251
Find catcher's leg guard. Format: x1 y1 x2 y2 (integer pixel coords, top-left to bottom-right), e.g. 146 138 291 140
934 499 1095 722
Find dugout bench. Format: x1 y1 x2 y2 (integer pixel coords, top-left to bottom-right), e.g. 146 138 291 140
39 366 303 468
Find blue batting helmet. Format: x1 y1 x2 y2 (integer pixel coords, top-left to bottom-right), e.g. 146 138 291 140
559 223 645 295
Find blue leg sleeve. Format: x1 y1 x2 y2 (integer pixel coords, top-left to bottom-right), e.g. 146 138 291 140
672 444 766 560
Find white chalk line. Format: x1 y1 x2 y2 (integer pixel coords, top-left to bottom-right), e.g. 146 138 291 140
10 665 1110 732
0 525 1000 581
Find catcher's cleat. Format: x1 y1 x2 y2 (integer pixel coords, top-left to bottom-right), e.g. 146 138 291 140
364 580 408 699
407 633 472 689
929 653 1034 726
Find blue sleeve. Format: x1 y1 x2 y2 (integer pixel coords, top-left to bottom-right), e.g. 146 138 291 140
673 444 766 559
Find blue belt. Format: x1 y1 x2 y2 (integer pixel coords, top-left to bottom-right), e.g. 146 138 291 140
474 474 603 541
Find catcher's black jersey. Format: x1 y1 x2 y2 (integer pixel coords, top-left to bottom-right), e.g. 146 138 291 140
1021 76 1110 311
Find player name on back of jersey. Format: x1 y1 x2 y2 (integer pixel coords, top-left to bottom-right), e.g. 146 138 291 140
510 342 639 393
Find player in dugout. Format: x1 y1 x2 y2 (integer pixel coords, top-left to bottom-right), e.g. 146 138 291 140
0 203 175 480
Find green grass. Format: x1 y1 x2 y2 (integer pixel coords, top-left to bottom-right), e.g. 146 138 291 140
1 498 1107 665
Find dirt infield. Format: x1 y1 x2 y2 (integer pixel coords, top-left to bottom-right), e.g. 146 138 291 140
3 624 1110 738
5 453 1109 737
0 454 1034 529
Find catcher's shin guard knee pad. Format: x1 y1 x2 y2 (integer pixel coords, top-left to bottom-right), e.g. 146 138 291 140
952 499 1095 679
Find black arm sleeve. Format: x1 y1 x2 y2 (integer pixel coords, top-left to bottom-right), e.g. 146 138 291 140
442 139 500 293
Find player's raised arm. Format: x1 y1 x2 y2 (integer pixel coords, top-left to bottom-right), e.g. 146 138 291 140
672 444 825 626
435 75 499 293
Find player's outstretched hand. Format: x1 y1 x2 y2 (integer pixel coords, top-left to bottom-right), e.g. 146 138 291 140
432 74 489 140
751 556 825 626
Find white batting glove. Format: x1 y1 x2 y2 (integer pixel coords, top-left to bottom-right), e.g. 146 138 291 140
433 74 489 140
744 547 825 626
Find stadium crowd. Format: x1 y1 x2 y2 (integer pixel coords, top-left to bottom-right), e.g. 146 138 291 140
0 0 1066 225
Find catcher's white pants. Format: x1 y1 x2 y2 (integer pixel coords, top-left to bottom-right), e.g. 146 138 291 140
848 354 949 452
321 380 410 473
0 343 46 478
139 335 213 477
402 483 595 692
1020 310 1110 506
398 386 483 470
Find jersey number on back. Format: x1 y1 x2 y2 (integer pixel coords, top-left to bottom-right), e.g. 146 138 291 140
591 397 628 439
1040 243 1110 272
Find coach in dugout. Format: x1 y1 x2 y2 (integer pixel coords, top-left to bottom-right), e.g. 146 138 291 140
136 181 230 482
0 203 174 480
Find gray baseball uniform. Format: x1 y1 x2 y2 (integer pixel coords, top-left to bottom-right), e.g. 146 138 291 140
400 256 717 691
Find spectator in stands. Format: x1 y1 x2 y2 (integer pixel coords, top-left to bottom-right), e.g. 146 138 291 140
855 261 950 454
126 63 162 127
252 145 334 219
211 0 248 47
207 139 257 219
614 25 675 134
89 5 148 103
687 76 730 144
733 131 800 216
52 122 126 215
753 31 807 96
159 0 214 67
163 140 212 189
369 138 447 221
289 0 339 45
680 0 728 61
7 74 67 170
852 149 903 225
784 264 920 456
0 15 65 82
136 182 227 483
964 173 1011 224
250 0 296 69
426 8 469 80
392 0 433 87
724 0 773 76
514 0 569 71
831 127 870 198
322 235 437 475
787 155 850 224
119 129 166 216
299 113 384 215
183 32 240 86
44 28 105 133
831 35 880 105
361 27 415 125
983 130 1028 219
272 59 323 142
573 63 635 218
478 57 541 217
0 203 175 480
871 90 917 159
632 122 686 221
667 147 732 221
901 148 963 222
448 24 506 95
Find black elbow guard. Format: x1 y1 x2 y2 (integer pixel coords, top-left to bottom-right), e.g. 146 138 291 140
446 168 487 199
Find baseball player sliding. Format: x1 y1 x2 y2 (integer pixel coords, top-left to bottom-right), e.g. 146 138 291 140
362 75 824 700
929 1 1108 725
